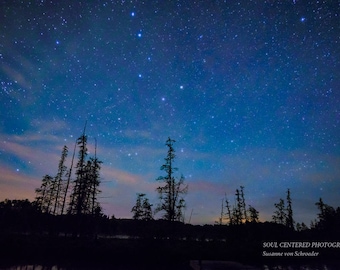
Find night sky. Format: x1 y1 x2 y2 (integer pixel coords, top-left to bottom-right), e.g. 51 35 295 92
0 0 339 225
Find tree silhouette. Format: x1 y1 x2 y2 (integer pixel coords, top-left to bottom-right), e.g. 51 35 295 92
221 187 255 225
248 205 259 223
272 189 294 229
233 188 243 225
240 186 248 222
61 141 76 215
315 198 331 222
68 132 88 215
155 137 188 222
68 125 102 216
225 195 233 225
52 145 68 215
131 193 153 220
35 146 69 215
286 188 294 229
296 222 308 231
218 197 224 225
314 198 338 231
34 122 102 220
89 154 102 215
272 198 286 225
35 174 53 213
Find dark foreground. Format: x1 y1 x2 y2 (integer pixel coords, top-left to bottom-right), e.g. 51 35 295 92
2 212 340 269
1 233 340 270
0 234 193 269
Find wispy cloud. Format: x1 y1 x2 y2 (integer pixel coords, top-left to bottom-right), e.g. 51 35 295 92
1 128 339 226
0 134 64 173
1 64 32 91
0 166 40 201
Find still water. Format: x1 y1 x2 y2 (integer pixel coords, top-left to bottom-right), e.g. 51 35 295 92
4 267 63 270
3 264 334 270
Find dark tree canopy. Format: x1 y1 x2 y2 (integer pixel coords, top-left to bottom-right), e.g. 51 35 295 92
286 188 294 229
35 174 53 213
156 137 188 222
34 125 103 219
272 198 286 225
221 186 257 225
131 193 153 220
248 205 259 223
35 146 69 215
272 189 295 230
68 133 102 216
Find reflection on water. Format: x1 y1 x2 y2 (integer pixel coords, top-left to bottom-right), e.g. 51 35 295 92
263 266 330 270
5 266 65 270
4 265 333 270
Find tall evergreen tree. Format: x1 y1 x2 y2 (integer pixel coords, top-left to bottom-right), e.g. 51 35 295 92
286 188 294 229
271 189 294 228
248 205 259 223
61 141 76 215
68 125 102 216
131 193 153 220
233 188 243 225
225 196 233 225
315 198 336 230
52 145 68 215
88 153 102 215
315 198 328 220
218 197 224 225
68 132 88 215
272 198 286 225
35 147 68 215
35 174 53 213
156 137 188 222
240 186 248 222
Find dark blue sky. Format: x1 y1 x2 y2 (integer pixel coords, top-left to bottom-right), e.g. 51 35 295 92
0 0 339 224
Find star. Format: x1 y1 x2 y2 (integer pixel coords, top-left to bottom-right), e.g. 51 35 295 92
0 0 338 227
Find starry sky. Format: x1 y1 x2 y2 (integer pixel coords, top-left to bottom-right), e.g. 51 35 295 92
0 0 339 225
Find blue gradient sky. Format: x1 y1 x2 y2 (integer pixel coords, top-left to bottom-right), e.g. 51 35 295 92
1 0 339 225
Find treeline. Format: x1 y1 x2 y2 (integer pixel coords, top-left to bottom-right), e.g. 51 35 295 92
2 134 340 268
217 186 260 225
131 137 188 222
0 135 190 237
215 185 340 235
1 197 340 240
217 186 295 228
1 133 339 240
34 123 102 219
